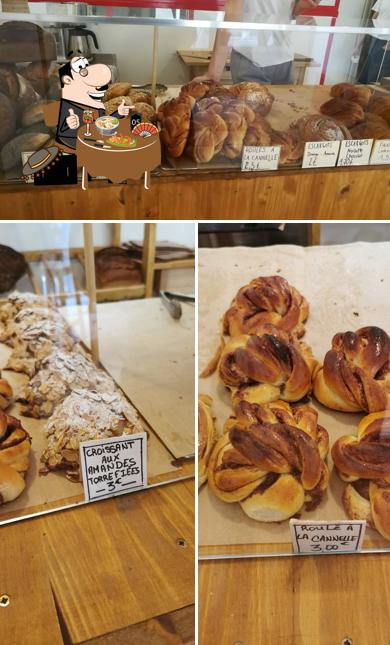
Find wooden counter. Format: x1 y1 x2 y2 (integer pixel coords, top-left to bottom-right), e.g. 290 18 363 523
0 165 388 219
199 552 390 644
1 480 194 645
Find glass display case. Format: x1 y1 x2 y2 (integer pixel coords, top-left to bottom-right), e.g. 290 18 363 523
0 221 195 524
0 1 389 183
198 223 390 558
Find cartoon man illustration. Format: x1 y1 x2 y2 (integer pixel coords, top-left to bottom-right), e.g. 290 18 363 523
56 54 132 149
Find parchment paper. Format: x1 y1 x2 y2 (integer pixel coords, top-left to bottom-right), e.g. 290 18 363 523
0 301 191 523
198 242 390 551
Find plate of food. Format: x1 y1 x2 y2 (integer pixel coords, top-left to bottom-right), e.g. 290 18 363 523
106 133 137 148
95 115 120 136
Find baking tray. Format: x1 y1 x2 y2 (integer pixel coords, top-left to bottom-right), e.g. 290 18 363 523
0 305 194 525
198 242 390 558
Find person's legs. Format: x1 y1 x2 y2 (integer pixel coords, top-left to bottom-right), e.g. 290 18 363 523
230 49 293 84
358 37 390 83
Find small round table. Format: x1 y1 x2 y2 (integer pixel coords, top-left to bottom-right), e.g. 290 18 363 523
76 119 161 190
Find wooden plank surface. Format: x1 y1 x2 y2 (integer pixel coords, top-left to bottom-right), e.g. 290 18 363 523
0 165 389 219
82 605 194 644
43 479 194 643
62 299 195 458
199 553 390 645
0 520 64 645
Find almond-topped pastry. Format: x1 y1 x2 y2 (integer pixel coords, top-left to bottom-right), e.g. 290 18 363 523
0 292 54 324
332 411 390 541
313 326 390 413
208 399 329 522
0 306 65 345
5 319 77 376
19 350 117 418
0 409 31 504
40 389 144 481
218 324 317 403
198 395 216 488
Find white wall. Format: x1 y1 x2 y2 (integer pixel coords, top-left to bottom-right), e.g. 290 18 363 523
0 223 195 252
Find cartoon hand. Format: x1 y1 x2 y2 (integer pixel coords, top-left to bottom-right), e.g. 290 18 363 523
66 108 80 130
118 99 134 117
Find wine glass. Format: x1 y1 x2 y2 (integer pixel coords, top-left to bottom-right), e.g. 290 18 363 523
83 109 94 137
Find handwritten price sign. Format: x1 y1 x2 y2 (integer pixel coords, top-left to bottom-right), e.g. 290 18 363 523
370 140 390 165
302 141 341 168
290 520 366 555
80 432 147 502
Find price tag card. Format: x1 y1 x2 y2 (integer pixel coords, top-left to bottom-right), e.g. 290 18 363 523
337 139 373 167
302 141 341 169
290 520 366 555
80 432 147 502
370 139 390 165
241 145 280 172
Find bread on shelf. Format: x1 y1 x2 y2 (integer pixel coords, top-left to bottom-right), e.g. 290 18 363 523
320 97 365 128
157 94 195 158
330 83 373 108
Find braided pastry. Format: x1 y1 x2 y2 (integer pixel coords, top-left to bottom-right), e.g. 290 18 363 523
0 374 12 410
313 327 390 413
198 394 216 488
0 409 31 504
181 80 218 100
320 98 365 128
243 114 272 147
186 111 228 164
208 400 329 522
291 114 352 142
223 275 309 339
269 130 304 165
350 113 390 141
196 97 223 115
157 94 195 158
367 96 390 126
330 83 373 108
332 411 390 540
218 325 317 403
230 82 274 116
221 101 255 159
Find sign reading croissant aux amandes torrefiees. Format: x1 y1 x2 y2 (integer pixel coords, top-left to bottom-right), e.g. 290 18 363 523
80 432 147 502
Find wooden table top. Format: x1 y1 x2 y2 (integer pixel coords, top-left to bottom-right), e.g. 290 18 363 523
1 479 194 645
199 552 390 644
